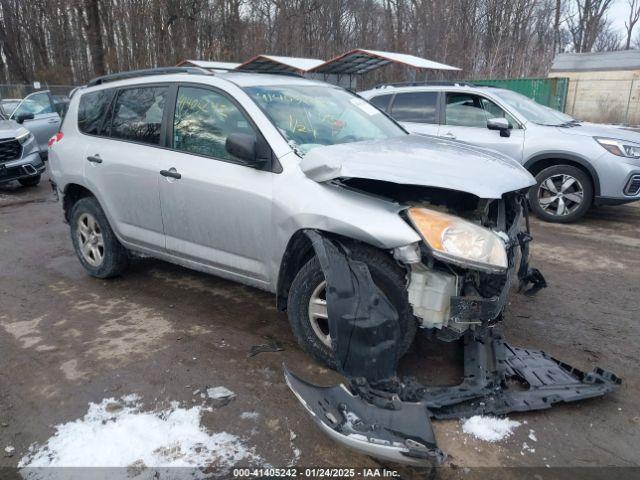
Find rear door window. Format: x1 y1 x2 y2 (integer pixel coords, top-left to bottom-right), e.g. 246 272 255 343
389 92 438 123
369 94 393 112
109 86 168 145
78 90 113 135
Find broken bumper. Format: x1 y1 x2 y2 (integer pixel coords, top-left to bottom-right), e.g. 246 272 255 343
284 366 445 466
285 327 621 466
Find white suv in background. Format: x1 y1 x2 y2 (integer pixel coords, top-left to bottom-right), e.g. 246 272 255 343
360 83 640 223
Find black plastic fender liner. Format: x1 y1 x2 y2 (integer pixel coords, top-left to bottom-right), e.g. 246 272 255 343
284 365 445 466
304 230 402 384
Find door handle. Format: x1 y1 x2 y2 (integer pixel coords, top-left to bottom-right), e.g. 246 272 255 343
48 118 59 124
160 168 181 179
441 132 456 139
86 155 102 164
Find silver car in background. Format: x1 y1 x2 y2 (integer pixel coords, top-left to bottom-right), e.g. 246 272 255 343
360 83 640 222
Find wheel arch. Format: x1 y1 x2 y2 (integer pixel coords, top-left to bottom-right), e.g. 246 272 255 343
524 153 600 197
275 229 397 311
62 183 96 222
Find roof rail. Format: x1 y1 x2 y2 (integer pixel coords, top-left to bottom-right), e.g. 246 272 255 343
374 80 475 89
87 67 212 87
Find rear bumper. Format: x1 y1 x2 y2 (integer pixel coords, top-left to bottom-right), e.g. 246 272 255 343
0 152 45 183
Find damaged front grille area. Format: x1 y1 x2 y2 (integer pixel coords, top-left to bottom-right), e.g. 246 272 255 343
407 193 545 338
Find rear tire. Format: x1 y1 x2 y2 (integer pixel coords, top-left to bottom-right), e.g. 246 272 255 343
18 175 41 187
287 242 417 369
529 165 593 223
69 196 128 278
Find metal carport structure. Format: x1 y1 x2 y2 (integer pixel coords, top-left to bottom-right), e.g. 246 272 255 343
236 55 325 75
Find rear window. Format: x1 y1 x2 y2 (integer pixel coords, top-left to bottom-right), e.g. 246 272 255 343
78 90 113 135
369 94 392 111
109 86 168 145
390 91 438 123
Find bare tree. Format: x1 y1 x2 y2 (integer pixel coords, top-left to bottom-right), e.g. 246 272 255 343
0 0 619 86
625 0 640 49
567 0 615 52
594 20 622 51
80 0 106 76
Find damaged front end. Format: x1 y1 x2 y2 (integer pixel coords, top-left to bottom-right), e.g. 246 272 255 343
284 194 620 466
399 190 542 340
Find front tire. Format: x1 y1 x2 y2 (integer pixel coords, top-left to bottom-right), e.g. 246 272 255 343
69 196 128 278
287 243 417 369
18 175 41 187
529 165 593 223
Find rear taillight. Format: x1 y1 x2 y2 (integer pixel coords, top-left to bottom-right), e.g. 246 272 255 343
48 132 64 148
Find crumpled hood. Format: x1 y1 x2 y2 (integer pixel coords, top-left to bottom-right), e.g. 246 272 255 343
557 122 640 143
300 134 535 199
0 119 21 140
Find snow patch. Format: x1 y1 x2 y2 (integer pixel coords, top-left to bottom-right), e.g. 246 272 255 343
240 411 260 420
207 386 235 400
287 430 301 467
461 415 521 442
521 441 536 455
18 394 262 475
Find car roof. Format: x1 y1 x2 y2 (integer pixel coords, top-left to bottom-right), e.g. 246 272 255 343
80 71 330 96
360 84 508 97
216 71 327 88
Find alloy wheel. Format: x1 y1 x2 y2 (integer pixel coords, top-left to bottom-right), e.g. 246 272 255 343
308 280 331 347
77 213 105 267
537 173 584 217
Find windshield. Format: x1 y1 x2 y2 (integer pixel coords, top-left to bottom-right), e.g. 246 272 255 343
245 85 406 154
1 100 20 117
492 89 575 126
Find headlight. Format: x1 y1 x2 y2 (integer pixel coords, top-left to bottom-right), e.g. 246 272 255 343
16 129 33 145
407 207 508 271
595 137 640 158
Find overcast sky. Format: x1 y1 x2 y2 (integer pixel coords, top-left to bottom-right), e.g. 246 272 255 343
609 0 631 34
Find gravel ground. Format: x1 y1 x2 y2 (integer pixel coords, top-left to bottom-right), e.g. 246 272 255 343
0 172 638 477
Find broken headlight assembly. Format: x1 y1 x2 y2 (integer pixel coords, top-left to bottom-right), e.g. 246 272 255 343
406 207 508 272
595 137 640 158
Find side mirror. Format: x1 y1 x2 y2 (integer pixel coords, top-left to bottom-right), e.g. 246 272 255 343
16 112 35 124
225 133 269 168
487 117 510 137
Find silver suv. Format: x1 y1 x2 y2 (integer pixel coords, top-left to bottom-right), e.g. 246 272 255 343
1 90 62 158
360 83 640 222
49 68 538 367
0 107 45 187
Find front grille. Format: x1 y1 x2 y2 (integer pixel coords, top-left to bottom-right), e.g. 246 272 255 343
0 138 22 163
624 175 640 195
